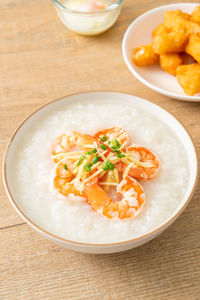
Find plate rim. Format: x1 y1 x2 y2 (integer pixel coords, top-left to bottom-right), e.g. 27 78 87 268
122 2 200 102
2 90 199 247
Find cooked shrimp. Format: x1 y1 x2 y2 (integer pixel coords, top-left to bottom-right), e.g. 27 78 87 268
116 146 160 180
53 162 84 197
84 176 146 220
52 131 97 162
51 128 160 220
94 126 129 151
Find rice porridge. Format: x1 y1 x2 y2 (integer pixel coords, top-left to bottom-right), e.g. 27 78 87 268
9 100 189 243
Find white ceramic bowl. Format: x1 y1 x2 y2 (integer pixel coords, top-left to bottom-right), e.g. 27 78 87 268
122 3 200 102
3 91 199 254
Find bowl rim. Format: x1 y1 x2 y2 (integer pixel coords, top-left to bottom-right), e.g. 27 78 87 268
122 2 200 102
2 90 199 247
52 0 123 15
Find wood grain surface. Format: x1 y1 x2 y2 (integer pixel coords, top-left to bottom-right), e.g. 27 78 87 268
0 0 199 299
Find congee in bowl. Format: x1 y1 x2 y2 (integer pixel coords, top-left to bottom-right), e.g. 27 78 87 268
3 92 198 252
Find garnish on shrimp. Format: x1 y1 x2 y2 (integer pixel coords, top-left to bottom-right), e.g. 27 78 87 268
51 128 160 220
94 126 129 151
115 146 160 180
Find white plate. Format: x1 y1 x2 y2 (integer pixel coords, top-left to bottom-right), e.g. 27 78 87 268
3 91 199 253
122 3 200 102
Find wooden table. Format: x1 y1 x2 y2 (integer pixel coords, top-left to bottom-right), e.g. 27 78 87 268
0 0 199 299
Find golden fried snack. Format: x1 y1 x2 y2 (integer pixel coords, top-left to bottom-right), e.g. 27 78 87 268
153 31 188 54
186 19 200 34
164 11 188 33
159 53 182 75
152 23 169 37
132 44 159 66
131 8 200 96
181 53 196 65
164 10 200 34
176 64 200 95
191 6 200 23
185 34 200 63
175 9 191 20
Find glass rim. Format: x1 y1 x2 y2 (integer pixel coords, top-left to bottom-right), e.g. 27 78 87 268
52 0 123 15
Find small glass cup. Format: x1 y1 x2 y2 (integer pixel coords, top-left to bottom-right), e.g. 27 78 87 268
52 0 123 36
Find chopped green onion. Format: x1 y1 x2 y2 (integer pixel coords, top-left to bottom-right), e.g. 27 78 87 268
84 163 92 172
115 149 121 155
100 144 107 150
117 153 125 158
111 139 121 150
64 164 68 170
107 141 111 145
85 148 97 155
85 151 92 155
102 160 114 171
115 139 121 148
77 155 85 166
91 148 97 154
100 135 107 142
92 155 100 164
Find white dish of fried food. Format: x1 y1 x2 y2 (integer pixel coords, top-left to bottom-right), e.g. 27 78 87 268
122 3 200 102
